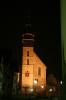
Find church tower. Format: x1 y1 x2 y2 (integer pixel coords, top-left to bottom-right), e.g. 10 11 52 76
18 9 46 95
20 32 46 94
21 33 35 93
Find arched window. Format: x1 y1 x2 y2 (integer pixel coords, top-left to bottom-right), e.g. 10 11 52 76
27 51 29 56
27 59 29 65
38 67 41 76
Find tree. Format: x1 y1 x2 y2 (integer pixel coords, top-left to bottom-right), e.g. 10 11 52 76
46 74 58 96
47 74 57 86
1 50 16 98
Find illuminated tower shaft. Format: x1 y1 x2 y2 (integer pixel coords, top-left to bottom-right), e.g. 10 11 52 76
22 33 34 89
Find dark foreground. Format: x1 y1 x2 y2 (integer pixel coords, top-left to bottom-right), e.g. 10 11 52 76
0 95 62 100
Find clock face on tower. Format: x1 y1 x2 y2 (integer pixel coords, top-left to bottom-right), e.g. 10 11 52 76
25 70 29 77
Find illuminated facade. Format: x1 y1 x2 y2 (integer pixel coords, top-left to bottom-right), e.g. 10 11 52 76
18 33 46 94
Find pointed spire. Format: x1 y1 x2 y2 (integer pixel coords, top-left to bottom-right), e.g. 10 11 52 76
24 8 31 33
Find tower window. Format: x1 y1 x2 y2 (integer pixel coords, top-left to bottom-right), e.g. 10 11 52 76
27 51 29 56
38 67 41 76
27 59 29 65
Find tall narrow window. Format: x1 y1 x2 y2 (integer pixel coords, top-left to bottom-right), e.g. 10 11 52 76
27 59 29 65
38 67 41 76
27 51 29 56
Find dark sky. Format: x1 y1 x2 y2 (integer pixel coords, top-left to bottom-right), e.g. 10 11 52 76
0 0 62 80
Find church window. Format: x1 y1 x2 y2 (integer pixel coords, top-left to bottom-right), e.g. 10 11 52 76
27 59 29 65
27 51 29 56
38 67 41 76
25 70 29 77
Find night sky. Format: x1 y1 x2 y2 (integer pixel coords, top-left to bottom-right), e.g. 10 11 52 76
0 0 62 80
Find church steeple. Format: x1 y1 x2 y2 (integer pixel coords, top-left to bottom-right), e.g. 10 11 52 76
22 9 35 47
24 9 31 33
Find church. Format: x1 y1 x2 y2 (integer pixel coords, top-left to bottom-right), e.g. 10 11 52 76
17 32 47 95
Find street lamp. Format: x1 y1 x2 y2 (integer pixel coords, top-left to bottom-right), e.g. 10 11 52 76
49 88 53 92
41 84 44 96
41 85 44 89
30 88 33 92
34 79 37 95
34 80 37 85
60 81 62 85
60 81 63 96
